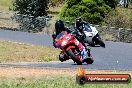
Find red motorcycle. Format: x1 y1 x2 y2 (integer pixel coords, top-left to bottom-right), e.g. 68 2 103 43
54 31 94 65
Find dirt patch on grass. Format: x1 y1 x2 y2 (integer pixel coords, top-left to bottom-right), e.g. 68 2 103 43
0 10 18 29
0 67 76 79
0 67 132 79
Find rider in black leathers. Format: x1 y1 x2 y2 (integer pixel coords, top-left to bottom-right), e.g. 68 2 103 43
52 20 71 48
74 17 89 49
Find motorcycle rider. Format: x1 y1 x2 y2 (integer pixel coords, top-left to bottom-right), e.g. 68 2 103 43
52 20 71 48
75 17 89 49
52 20 89 61
75 17 85 34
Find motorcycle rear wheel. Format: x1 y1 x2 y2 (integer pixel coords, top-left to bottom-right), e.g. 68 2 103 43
85 57 94 64
67 49 82 65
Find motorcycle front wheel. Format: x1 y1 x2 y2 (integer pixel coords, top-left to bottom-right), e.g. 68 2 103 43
95 36 105 48
67 49 82 65
97 37 105 48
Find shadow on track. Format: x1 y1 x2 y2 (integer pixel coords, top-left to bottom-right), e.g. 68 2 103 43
0 27 18 31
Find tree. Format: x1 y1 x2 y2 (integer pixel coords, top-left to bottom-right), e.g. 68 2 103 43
12 0 49 17
66 0 81 8
12 0 49 32
59 0 112 24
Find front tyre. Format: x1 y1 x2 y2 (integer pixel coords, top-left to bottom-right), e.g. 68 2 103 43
59 54 64 62
67 49 82 65
59 53 69 62
97 37 105 48
95 35 105 48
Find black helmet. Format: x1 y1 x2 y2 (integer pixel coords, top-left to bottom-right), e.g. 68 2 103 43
76 17 83 29
55 20 64 34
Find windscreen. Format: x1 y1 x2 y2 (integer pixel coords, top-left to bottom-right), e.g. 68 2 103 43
56 31 65 40
83 24 92 32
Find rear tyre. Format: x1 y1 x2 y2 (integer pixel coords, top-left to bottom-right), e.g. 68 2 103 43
86 57 94 64
67 49 82 65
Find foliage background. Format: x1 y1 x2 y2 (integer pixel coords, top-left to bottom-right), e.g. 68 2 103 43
12 0 49 17
59 0 118 24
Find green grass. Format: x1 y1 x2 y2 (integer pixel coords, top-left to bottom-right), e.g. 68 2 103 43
0 76 131 88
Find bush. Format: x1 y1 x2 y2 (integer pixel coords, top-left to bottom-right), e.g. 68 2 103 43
12 0 49 32
66 0 81 8
12 0 49 17
103 0 118 8
102 7 132 29
59 0 112 24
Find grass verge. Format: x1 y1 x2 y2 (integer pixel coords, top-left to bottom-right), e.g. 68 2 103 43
0 41 59 63
0 73 131 88
0 68 132 88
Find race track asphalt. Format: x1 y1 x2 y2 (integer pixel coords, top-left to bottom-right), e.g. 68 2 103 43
0 29 132 71
0 29 53 48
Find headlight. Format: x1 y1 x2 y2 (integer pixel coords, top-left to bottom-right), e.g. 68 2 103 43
61 40 68 46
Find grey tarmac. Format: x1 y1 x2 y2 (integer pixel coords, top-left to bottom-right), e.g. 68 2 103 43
0 29 132 71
